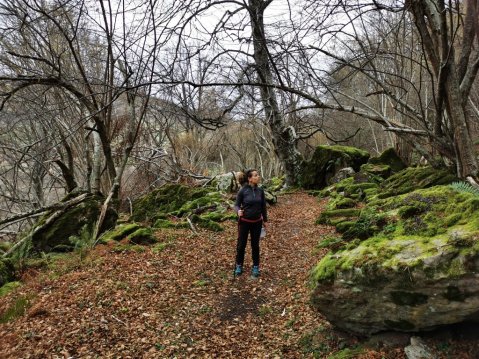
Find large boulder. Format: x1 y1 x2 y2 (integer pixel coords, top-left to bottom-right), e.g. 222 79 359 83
215 172 243 193
300 145 370 189
368 148 407 173
31 193 118 253
311 185 479 335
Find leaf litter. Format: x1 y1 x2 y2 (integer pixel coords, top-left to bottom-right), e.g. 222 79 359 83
1 192 479 358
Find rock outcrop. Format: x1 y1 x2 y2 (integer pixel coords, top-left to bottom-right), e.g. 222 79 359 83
300 145 370 189
311 182 479 335
215 172 242 193
31 193 117 253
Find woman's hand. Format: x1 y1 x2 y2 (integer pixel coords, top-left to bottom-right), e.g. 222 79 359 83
237 209 244 217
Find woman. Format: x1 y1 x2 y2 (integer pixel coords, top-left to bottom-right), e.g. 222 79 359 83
234 169 267 278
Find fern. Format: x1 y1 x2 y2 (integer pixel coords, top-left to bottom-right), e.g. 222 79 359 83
449 181 479 197
69 224 94 262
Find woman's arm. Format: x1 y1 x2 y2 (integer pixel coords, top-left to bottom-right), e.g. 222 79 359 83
234 188 244 215
261 189 267 222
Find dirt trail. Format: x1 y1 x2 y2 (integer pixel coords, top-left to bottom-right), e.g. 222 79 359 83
0 192 339 358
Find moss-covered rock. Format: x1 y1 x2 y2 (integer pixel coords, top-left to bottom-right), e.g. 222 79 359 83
99 223 142 242
316 208 361 225
30 193 117 253
263 176 285 192
99 223 157 245
132 183 240 232
128 228 157 245
300 145 370 189
327 197 357 210
310 185 479 335
378 166 457 199
190 214 224 232
0 259 15 287
132 184 212 222
360 164 391 179
264 190 277 205
153 219 189 229
368 148 406 173
0 241 12 254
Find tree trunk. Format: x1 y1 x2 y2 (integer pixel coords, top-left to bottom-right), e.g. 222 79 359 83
407 0 479 180
445 68 478 177
248 0 303 187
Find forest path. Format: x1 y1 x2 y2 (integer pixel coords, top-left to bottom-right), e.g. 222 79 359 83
0 192 361 358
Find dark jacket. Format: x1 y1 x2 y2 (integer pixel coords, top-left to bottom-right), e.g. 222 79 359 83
234 185 267 222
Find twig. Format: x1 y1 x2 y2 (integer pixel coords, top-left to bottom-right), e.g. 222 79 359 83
186 217 197 234
111 315 127 326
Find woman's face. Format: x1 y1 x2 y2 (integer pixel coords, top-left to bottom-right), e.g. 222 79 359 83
248 171 261 185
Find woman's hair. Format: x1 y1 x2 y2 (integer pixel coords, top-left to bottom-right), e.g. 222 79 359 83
239 169 257 186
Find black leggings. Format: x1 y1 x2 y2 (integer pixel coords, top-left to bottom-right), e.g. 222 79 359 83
236 220 262 267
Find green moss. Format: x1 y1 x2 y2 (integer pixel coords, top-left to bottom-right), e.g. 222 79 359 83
335 221 357 233
128 228 157 245
31 194 117 253
131 184 233 233
311 253 340 283
264 176 285 192
398 205 426 219
328 347 366 359
192 215 224 232
132 184 212 222
0 281 21 297
174 192 223 216
0 259 15 286
0 295 33 323
314 235 345 251
0 242 12 253
200 211 237 222
378 167 457 199
300 145 369 189
153 219 175 228
335 177 355 192
368 148 406 173
343 183 378 198
151 242 170 253
317 209 362 224
360 163 391 178
99 223 141 242
327 197 357 211
390 291 428 306
111 244 146 253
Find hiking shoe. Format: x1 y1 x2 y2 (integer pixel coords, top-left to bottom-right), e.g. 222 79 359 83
234 264 243 276
252 266 260 278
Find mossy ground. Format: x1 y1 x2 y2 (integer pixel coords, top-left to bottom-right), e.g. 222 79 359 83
0 281 21 297
0 259 15 286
